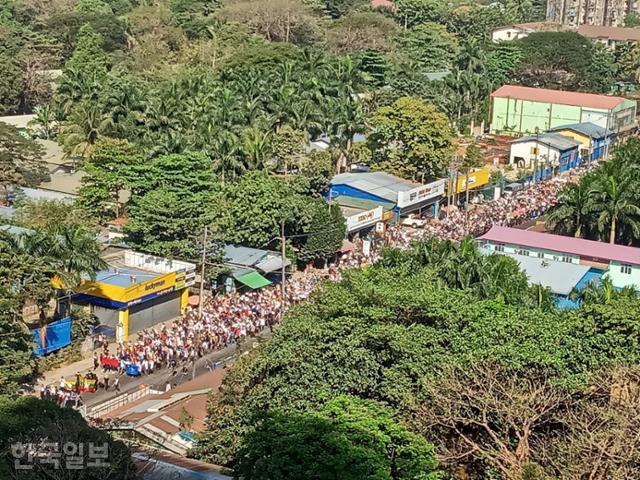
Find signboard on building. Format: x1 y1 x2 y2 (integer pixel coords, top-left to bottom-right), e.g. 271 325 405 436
455 168 490 193
346 206 383 232
397 179 445 208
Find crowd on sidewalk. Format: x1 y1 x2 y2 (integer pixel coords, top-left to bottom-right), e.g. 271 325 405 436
44 166 588 401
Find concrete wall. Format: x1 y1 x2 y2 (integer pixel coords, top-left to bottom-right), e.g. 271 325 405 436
607 261 640 289
509 140 562 168
491 97 588 134
485 241 581 264
492 27 529 42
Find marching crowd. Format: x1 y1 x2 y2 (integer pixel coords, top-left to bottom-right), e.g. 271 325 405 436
47 166 589 400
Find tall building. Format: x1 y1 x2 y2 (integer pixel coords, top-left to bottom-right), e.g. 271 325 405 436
546 0 636 27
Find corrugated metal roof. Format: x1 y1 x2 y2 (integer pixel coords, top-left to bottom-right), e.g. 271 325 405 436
482 248 591 295
547 122 612 139
331 172 417 203
479 226 640 265
512 133 581 151
491 85 627 110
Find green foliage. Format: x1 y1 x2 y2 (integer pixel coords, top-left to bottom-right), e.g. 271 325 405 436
235 396 440 480
294 201 346 263
513 32 616 92
0 397 139 478
64 24 108 80
395 22 459 72
0 55 23 115
368 96 454 181
547 141 640 244
625 11 640 26
392 0 450 28
14 198 98 230
0 122 48 188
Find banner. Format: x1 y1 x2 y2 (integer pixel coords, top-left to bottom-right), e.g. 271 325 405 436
397 179 446 208
455 168 490 193
346 206 383 232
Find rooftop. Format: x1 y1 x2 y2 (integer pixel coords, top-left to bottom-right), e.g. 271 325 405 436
495 21 565 32
0 114 35 129
491 85 628 110
479 226 640 265
578 24 640 42
547 122 612 139
17 187 76 202
482 248 591 295
331 172 418 203
223 244 290 273
93 267 157 287
512 132 581 151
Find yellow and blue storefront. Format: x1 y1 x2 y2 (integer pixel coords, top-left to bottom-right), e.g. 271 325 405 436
74 268 191 341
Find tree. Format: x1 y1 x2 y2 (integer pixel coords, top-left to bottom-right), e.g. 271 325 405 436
294 201 346 264
63 24 108 80
79 138 142 220
325 11 398 55
416 362 565 480
587 162 640 244
235 396 441 480
125 188 213 259
368 96 454 181
14 198 97 230
395 22 459 73
0 397 139 478
0 122 48 190
392 0 451 28
546 180 592 238
0 55 23 115
271 125 307 173
29 104 56 140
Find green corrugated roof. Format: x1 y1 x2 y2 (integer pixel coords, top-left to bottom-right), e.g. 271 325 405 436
236 271 272 289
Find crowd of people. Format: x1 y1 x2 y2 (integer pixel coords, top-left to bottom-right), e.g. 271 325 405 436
49 165 589 401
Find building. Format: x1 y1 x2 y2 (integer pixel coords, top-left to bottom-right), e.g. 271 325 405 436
490 85 637 135
222 244 290 292
578 24 640 48
509 133 581 171
478 226 640 290
93 368 227 457
547 0 637 27
491 22 564 42
0 114 36 136
328 172 446 233
73 250 196 341
547 122 612 159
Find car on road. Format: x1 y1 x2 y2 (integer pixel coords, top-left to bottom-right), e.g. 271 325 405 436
400 215 428 228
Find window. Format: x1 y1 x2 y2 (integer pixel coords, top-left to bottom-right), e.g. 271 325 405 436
621 264 632 275
494 244 504 252
530 147 539 155
561 255 573 263
516 248 530 256
537 252 545 259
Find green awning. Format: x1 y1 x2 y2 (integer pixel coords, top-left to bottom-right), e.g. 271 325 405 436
236 271 272 289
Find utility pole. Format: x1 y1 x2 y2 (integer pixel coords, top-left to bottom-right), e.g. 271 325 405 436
198 225 208 319
280 219 286 321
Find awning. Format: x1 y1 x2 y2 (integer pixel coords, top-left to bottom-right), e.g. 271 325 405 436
236 271 272 289
341 239 355 253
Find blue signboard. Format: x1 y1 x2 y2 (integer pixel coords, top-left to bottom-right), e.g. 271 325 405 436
31 316 72 357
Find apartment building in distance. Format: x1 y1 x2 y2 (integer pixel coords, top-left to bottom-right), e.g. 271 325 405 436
547 0 639 27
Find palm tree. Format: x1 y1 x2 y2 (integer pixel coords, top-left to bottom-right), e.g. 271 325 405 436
545 181 592 238
587 165 640 244
569 276 637 305
241 128 272 171
59 102 113 163
29 105 55 139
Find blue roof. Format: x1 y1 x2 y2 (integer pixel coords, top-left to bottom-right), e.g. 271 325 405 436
92 267 157 287
548 122 612 140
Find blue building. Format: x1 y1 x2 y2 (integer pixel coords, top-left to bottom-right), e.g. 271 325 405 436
547 122 613 161
327 172 446 233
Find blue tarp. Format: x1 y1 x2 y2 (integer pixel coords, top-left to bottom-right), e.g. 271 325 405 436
31 316 72 356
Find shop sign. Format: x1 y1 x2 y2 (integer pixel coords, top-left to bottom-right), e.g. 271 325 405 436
397 179 445 208
346 206 383 232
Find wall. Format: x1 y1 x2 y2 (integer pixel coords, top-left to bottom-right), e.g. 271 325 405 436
509 141 562 168
485 241 580 264
124 251 195 274
492 27 528 42
607 261 640 289
491 97 583 134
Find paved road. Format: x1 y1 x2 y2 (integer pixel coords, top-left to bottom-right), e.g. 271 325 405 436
80 332 271 409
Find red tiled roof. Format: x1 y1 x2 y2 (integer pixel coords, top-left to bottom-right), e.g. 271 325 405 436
491 85 627 110
578 25 640 42
479 226 640 265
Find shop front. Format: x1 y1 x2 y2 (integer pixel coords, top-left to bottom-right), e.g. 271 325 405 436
396 179 446 218
74 269 194 341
